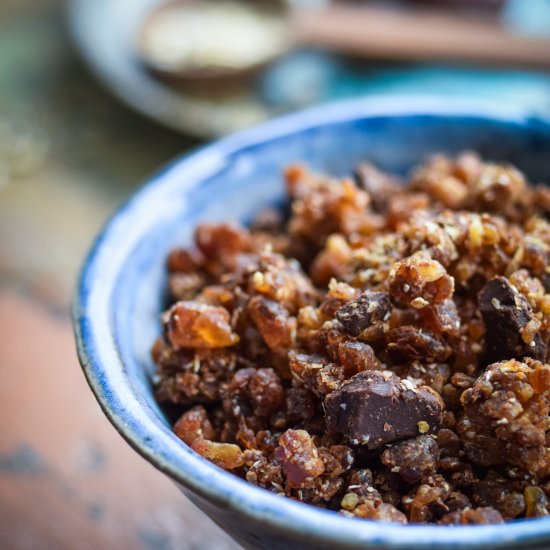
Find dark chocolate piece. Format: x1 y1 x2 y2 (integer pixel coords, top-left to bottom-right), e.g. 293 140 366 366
335 291 391 337
324 371 443 449
478 276 546 364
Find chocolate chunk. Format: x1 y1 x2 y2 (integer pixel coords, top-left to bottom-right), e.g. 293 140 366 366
335 291 391 336
324 371 443 449
478 276 546 363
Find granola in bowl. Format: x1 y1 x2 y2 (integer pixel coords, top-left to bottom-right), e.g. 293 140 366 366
152 152 550 525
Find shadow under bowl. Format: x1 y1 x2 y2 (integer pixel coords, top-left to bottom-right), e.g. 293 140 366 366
73 96 550 550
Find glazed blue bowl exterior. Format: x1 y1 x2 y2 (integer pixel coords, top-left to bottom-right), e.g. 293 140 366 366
74 97 550 550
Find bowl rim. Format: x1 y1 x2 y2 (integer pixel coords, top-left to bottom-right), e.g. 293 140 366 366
73 95 550 549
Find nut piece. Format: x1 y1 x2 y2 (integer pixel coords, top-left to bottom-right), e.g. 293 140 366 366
381 435 440 484
289 351 344 397
478 276 546 363
224 367 284 418
174 405 215 445
386 326 451 363
524 486 549 518
195 223 252 271
354 162 402 211
389 254 454 306
248 296 294 349
274 429 325 488
324 371 443 449
352 501 408 523
335 290 392 336
191 439 244 470
164 301 239 348
469 474 525 520
440 507 504 525
336 341 381 377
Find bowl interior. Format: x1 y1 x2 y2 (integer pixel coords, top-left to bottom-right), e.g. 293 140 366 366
76 98 550 549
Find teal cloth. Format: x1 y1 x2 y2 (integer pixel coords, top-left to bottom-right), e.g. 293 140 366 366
261 52 550 118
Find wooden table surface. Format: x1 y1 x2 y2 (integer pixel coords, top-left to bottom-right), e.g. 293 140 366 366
0 2 239 548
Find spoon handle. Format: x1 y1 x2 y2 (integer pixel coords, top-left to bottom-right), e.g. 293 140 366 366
293 4 550 68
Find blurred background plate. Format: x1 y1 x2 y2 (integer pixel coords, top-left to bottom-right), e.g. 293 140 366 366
68 0 550 139
68 0 287 138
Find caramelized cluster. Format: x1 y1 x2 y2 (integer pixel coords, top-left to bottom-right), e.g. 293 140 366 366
152 153 550 524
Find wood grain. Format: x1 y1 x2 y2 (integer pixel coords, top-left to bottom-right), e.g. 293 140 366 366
0 291 240 550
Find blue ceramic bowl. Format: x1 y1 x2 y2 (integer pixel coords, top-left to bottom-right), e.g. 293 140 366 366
74 97 550 550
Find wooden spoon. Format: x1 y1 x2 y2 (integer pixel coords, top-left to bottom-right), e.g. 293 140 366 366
136 0 550 80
